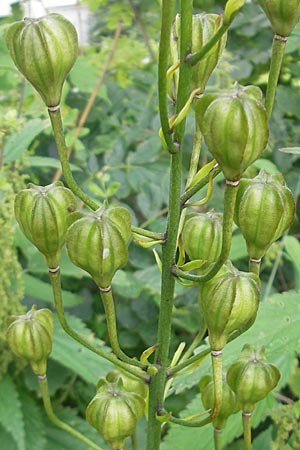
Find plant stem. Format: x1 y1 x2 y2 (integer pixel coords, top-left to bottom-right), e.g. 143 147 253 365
168 346 211 378
48 108 99 210
211 351 223 419
167 412 211 427
99 288 146 370
131 225 165 241
265 34 287 119
158 0 176 153
186 23 229 66
214 428 223 450
48 268 148 381
242 412 252 450
180 320 207 362
38 374 103 450
146 1 193 448
181 164 220 206
249 258 261 276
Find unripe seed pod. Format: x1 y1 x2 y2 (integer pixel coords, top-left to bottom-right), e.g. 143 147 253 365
196 83 269 181
199 261 260 351
200 375 240 429
181 211 222 268
171 13 227 93
6 13 78 107
257 0 300 37
234 170 295 260
227 344 280 413
86 378 145 449
66 206 131 289
14 182 77 269
6 306 54 375
106 370 148 400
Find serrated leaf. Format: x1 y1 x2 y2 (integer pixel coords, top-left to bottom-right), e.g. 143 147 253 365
24 274 83 307
44 407 109 450
3 119 49 163
0 424 18 450
112 270 143 298
20 392 47 450
0 375 25 450
51 315 114 385
173 291 300 395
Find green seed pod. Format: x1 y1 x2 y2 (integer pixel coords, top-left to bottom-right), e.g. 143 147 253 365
181 211 223 268
171 13 227 93
106 370 148 400
6 305 54 375
199 261 260 351
195 83 269 181
234 170 295 260
6 13 78 107
66 206 131 289
227 344 280 413
86 378 145 450
257 0 300 37
200 375 240 429
14 182 77 269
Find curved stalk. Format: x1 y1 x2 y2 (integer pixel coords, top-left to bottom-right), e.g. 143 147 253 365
48 108 99 210
265 34 287 118
99 288 147 370
214 428 223 450
48 268 148 381
186 23 229 66
38 374 103 450
163 411 212 428
146 2 193 449
167 346 211 378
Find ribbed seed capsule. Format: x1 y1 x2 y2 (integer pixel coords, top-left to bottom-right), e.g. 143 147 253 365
171 13 227 93
66 206 131 288
6 306 54 375
14 182 77 269
182 211 223 268
234 170 295 260
257 0 300 37
227 344 280 413
199 261 260 351
86 378 145 450
195 83 269 181
6 13 78 107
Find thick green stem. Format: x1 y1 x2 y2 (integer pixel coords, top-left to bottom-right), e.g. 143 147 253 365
146 1 193 448
187 23 229 66
242 412 252 450
158 0 176 153
214 428 223 450
211 350 223 419
265 34 287 119
48 108 99 210
38 374 103 450
99 288 146 370
174 181 238 282
249 258 261 276
48 268 147 381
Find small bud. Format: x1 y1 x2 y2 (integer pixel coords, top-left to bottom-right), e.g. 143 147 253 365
182 211 223 269
14 182 77 269
66 206 131 289
227 344 280 413
200 261 260 351
234 170 295 259
86 378 145 449
196 83 269 181
6 306 54 375
6 13 78 107
257 0 300 37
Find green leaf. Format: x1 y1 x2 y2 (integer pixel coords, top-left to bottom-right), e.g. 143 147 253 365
0 375 25 450
229 233 248 261
27 156 81 172
283 236 300 273
3 119 49 163
24 274 83 307
224 0 246 24
51 315 114 385
20 392 47 450
279 147 300 155
112 270 143 298
0 424 17 450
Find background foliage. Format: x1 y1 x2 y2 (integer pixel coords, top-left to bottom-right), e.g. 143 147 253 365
1 0 300 449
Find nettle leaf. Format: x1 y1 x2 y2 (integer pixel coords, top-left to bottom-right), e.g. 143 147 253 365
172 291 300 395
0 424 18 450
51 314 114 385
112 270 144 298
44 407 109 450
20 392 47 450
0 375 25 450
